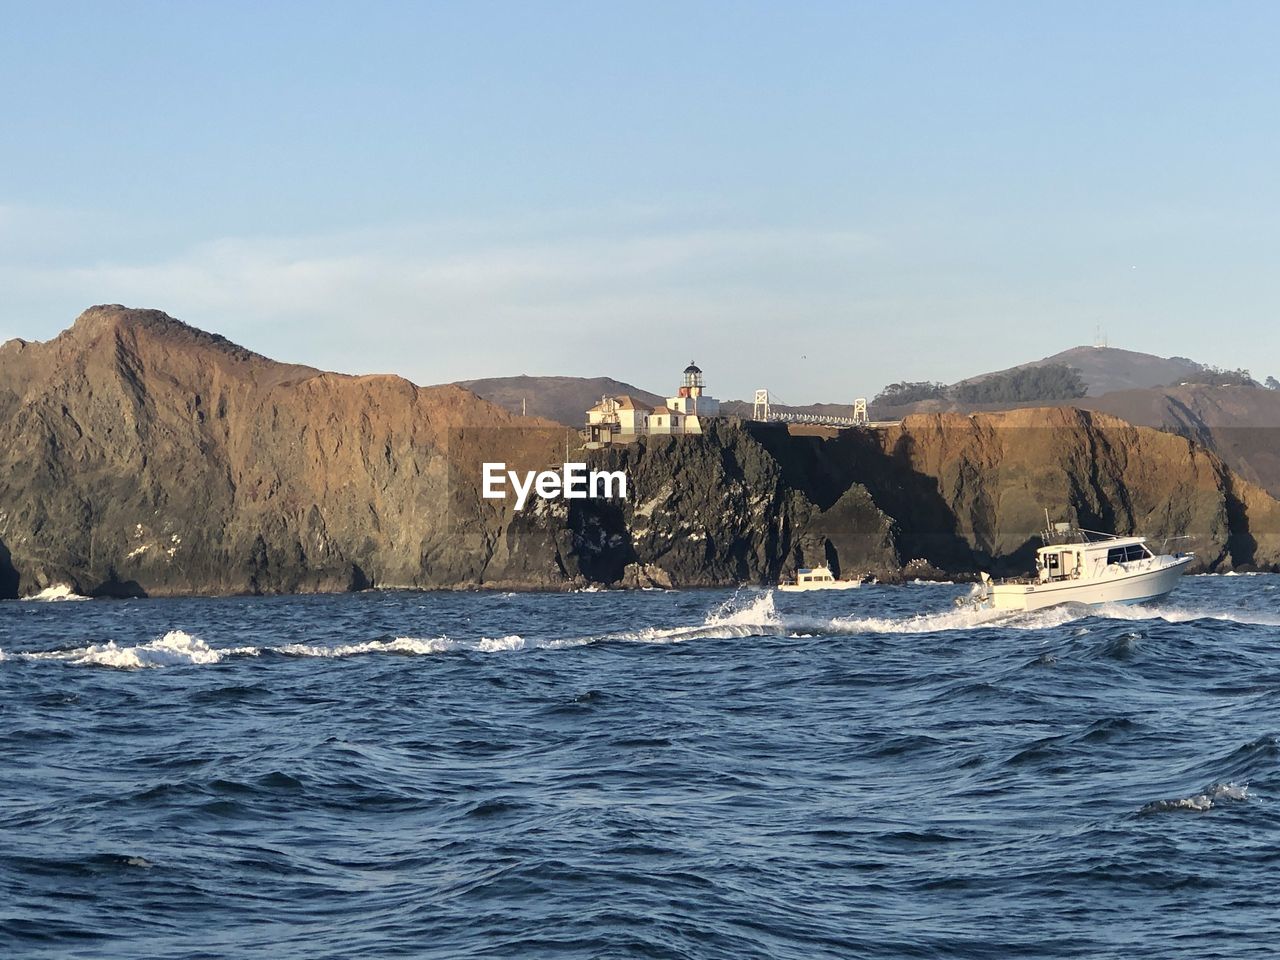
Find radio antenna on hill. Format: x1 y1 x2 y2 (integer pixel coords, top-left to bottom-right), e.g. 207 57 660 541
1093 324 1109 349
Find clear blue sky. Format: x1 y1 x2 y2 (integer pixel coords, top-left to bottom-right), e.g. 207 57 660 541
2 0 1278 402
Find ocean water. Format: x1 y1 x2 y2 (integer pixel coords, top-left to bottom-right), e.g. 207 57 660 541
2 576 1278 959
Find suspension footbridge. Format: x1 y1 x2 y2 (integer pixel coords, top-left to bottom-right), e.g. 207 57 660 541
750 390 874 428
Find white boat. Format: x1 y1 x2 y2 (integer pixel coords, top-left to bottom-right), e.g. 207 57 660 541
778 565 861 592
968 520 1194 611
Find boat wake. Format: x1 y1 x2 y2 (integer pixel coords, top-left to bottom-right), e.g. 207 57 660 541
820 598 1280 634
278 635 561 657
17 631 259 668
6 586 1278 670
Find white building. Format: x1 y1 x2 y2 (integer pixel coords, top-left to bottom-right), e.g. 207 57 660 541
585 362 723 444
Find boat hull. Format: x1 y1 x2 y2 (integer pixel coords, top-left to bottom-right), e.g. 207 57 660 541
988 556 1193 611
777 582 861 592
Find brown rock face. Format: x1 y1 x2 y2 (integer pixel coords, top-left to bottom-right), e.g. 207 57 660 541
1078 385 1280 499
867 409 1280 573
0 306 576 596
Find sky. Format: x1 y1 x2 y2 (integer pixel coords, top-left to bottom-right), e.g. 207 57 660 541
2 0 1278 403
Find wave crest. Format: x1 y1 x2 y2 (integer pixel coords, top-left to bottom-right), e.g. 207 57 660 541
278 635 533 658
23 631 259 669
25 584 91 602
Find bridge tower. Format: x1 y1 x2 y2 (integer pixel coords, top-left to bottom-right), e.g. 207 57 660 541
852 398 868 426
752 389 770 421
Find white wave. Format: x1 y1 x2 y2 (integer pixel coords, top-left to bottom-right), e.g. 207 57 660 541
607 621 779 645
707 590 779 629
1086 602 1280 628
0 648 6 662
1141 782 1248 814
1196 571 1273 578
602 590 783 645
817 594 1280 636
25 584 91 602
277 634 552 658
823 602 1084 636
23 630 259 669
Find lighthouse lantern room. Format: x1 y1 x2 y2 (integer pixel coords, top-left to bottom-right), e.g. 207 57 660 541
669 361 720 420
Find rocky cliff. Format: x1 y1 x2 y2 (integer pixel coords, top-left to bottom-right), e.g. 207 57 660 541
0 306 578 596
861 408 1280 574
2 307 1277 598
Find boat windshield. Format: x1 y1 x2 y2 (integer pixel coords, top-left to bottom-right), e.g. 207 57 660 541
1107 544 1150 564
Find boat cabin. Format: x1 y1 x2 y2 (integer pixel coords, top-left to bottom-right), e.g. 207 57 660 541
1035 536 1156 583
795 566 837 585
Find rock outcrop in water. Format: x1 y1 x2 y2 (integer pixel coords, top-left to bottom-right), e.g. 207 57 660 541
2 306 1278 597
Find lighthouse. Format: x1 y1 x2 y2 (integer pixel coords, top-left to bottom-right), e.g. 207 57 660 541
584 360 723 443
667 361 720 422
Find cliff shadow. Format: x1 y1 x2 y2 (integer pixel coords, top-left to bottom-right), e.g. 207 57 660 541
746 422 865 511
0 539 18 599
748 424 978 572
89 567 149 599
568 497 637 583
870 430 980 572
1222 470 1259 568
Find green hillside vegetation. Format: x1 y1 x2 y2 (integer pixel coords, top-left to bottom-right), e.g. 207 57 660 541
873 381 948 405
1171 366 1259 388
955 364 1087 404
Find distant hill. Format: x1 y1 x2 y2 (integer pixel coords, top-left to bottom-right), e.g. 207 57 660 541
870 345 1212 417
455 375 664 427
958 346 1205 397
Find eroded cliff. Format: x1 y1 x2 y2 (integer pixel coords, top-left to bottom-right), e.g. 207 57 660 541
2 307 1277 597
0 306 577 596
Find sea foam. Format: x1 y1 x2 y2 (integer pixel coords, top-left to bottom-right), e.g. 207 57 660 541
26 584 91 602
278 635 537 657
819 597 1280 636
23 631 259 669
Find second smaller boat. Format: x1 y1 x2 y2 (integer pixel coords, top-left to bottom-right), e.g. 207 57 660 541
778 565 861 592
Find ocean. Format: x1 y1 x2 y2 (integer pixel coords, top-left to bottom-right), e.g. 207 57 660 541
2 576 1277 959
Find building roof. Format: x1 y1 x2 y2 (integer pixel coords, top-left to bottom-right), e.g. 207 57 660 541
650 405 673 416
683 361 702 375
614 395 654 411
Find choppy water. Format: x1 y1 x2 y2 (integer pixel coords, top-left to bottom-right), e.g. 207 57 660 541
2 576 1278 959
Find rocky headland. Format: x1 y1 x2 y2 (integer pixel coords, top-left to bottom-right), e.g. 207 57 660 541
2 307 1277 598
